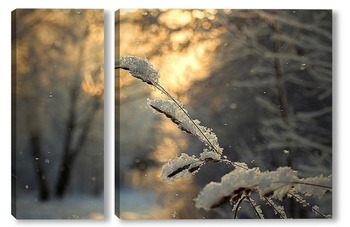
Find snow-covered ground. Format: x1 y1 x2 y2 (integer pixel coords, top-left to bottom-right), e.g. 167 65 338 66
14 194 104 219
119 187 160 219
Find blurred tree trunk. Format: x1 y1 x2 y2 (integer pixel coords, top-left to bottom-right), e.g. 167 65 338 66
55 154 75 198
55 78 102 198
55 81 78 198
29 132 50 201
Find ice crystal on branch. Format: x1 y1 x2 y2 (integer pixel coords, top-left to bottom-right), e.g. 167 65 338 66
294 175 332 198
115 55 159 85
161 153 204 183
200 148 222 162
194 166 332 213
148 98 223 156
161 150 223 183
193 182 223 211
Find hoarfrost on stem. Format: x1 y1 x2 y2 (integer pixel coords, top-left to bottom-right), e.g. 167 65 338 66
200 148 222 161
194 166 331 211
115 55 159 85
193 182 222 211
161 153 204 183
148 98 223 156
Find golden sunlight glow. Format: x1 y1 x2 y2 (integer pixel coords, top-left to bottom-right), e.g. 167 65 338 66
82 69 104 96
158 10 192 29
119 9 224 97
150 119 188 162
154 38 221 95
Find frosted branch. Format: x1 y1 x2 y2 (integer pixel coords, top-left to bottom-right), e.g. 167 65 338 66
148 98 223 156
115 55 159 85
194 166 331 211
161 153 204 183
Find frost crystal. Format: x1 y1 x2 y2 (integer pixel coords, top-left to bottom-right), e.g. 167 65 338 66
116 56 159 85
194 182 222 211
148 98 189 125
148 98 223 155
199 149 221 161
161 153 204 183
294 174 332 198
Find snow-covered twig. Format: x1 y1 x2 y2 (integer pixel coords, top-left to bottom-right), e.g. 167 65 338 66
194 165 331 216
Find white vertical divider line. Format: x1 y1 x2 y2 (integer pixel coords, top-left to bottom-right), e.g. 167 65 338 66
104 8 115 221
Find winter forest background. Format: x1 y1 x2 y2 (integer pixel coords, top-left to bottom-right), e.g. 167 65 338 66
12 9 104 219
116 9 332 219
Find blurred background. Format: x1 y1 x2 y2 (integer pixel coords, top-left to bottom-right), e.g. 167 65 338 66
12 9 104 219
116 9 332 219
